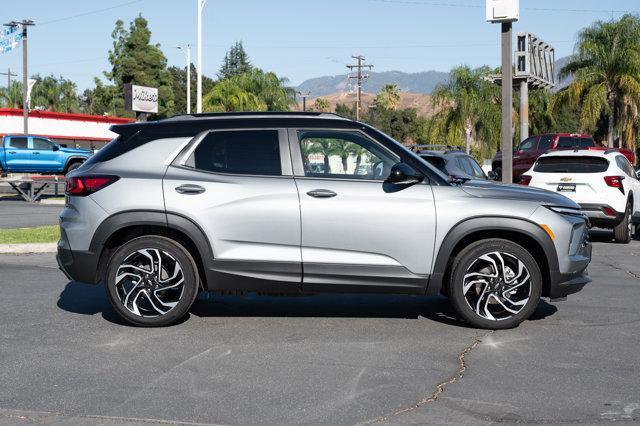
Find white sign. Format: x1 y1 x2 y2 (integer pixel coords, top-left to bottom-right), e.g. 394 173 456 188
486 0 519 23
124 84 159 113
0 26 22 54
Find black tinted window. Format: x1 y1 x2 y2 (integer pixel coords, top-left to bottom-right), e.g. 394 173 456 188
33 138 54 150
539 135 553 150
421 156 447 174
518 137 538 151
7 137 27 149
192 130 281 176
616 155 635 177
534 156 609 173
557 137 594 148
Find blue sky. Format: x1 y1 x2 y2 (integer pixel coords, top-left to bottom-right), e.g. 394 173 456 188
1 0 639 91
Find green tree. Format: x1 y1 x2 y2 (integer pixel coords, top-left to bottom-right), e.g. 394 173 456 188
313 98 330 112
104 15 174 118
218 41 253 80
0 81 23 108
374 84 401 110
80 78 120 116
168 64 215 114
203 69 294 112
30 75 79 112
553 14 640 148
430 65 501 156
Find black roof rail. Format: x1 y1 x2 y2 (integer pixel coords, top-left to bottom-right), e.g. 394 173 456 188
161 111 348 121
411 144 464 152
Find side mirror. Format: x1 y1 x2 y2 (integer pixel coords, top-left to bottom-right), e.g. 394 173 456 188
487 170 498 181
636 169 640 179
52 145 60 151
386 163 424 185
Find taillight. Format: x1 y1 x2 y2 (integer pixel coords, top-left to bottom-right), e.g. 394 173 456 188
519 175 532 186
604 175 625 194
65 175 119 196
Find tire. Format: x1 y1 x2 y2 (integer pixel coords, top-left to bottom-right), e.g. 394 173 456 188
105 236 199 327
614 203 633 244
493 167 502 181
447 239 543 330
64 161 83 174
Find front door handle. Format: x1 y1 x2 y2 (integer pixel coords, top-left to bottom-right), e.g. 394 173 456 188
8 151 16 154
175 184 205 195
33 152 40 155
307 189 337 198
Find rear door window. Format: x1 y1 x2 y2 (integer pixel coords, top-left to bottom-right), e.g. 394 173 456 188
190 130 282 176
533 156 609 173
538 135 553 151
616 155 636 178
7 137 28 149
518 137 538 151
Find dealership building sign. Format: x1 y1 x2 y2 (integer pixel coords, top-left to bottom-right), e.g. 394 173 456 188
124 84 159 114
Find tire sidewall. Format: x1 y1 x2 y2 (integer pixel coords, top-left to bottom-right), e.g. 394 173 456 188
105 236 198 327
449 239 543 330
614 203 632 244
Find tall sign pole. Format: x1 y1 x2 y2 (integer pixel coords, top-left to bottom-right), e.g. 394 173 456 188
177 45 192 114
501 22 513 184
196 0 206 113
486 0 518 183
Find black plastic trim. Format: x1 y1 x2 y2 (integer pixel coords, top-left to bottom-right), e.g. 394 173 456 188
205 259 302 294
427 216 560 296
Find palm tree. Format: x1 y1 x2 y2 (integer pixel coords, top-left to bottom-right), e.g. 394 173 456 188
313 98 330 112
0 82 23 108
203 79 266 112
374 84 401 110
552 14 640 148
431 66 501 155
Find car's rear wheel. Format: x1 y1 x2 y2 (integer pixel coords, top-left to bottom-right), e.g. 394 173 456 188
105 236 199 327
64 161 83 174
448 239 542 329
613 203 633 244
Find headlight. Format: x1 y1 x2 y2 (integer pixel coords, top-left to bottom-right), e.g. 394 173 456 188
545 205 584 217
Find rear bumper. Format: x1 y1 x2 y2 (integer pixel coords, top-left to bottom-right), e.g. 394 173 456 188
56 246 101 284
579 203 624 228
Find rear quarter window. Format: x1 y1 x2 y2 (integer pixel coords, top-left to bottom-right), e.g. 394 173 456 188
533 156 609 173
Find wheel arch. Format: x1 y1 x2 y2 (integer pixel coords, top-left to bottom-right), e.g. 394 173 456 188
427 216 558 297
63 156 88 172
91 211 214 287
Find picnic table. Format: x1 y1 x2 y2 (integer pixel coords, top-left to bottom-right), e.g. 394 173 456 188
1 175 65 203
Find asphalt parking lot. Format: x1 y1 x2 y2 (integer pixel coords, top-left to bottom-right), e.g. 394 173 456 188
0 231 638 424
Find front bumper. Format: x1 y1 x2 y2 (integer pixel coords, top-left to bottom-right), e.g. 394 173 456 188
548 236 592 299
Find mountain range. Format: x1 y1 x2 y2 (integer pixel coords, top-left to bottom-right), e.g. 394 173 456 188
295 56 571 97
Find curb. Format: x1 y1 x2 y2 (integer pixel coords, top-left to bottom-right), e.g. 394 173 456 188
0 243 57 254
39 199 65 205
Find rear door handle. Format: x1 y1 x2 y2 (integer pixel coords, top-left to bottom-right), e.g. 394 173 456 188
307 189 337 198
175 184 205 195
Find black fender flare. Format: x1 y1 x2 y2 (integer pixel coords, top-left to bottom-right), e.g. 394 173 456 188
63 156 89 170
426 216 559 295
90 210 215 279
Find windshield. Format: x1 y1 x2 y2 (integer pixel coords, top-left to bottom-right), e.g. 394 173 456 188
533 156 609 173
420 156 448 174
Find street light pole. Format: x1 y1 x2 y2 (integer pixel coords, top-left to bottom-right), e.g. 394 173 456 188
177 45 191 114
196 0 206 113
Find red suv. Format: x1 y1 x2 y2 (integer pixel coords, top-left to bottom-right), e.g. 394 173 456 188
491 133 636 181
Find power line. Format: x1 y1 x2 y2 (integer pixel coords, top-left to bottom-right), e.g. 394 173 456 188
368 0 640 13
39 0 144 26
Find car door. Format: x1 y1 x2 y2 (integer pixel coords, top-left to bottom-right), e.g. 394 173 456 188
162 128 302 292
4 136 31 171
513 136 539 177
31 137 62 172
290 128 436 294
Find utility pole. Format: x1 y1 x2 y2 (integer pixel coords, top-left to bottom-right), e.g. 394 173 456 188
347 55 373 121
196 0 206 113
176 45 191 114
519 79 528 142
297 91 310 111
501 22 513 184
0 68 17 89
4 20 34 134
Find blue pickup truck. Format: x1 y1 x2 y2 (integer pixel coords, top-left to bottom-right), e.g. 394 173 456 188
0 135 92 175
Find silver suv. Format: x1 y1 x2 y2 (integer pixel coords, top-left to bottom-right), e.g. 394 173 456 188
57 112 592 329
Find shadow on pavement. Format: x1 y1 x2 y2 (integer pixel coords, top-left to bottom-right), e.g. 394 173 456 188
57 281 559 328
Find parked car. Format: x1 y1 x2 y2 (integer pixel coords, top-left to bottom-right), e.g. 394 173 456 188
0 135 91 175
413 145 494 180
492 133 636 181
520 149 640 243
58 112 591 329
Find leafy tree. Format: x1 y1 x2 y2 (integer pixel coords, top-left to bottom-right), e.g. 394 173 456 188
104 15 174 118
80 78 121 116
430 65 501 156
374 84 401 110
553 14 640 148
168 64 215 114
218 41 253 80
203 69 294 112
30 75 79 112
0 81 23 108
335 103 356 119
313 98 330 112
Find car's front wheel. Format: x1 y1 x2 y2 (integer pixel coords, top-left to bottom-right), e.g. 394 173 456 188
105 236 199 327
448 239 542 329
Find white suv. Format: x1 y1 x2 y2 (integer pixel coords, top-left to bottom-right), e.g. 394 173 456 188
520 150 640 243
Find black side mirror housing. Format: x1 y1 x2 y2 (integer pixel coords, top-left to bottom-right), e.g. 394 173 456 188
386 163 424 185
52 145 60 151
487 170 498 180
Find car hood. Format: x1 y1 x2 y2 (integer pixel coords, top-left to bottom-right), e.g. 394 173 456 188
60 147 91 155
458 180 579 208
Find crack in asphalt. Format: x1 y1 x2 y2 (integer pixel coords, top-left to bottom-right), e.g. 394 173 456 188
363 330 494 424
600 254 640 280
